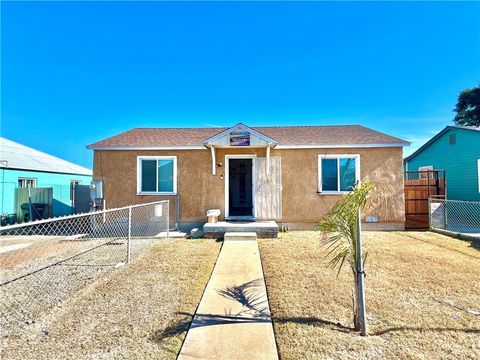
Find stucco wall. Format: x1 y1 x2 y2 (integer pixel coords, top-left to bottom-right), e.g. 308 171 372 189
93 146 405 229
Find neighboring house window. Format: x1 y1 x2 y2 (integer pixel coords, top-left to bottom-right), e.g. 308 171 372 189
70 180 81 203
318 155 360 193
18 178 37 188
418 165 433 179
137 156 177 194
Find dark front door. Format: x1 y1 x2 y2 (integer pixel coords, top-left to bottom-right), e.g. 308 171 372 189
229 158 253 217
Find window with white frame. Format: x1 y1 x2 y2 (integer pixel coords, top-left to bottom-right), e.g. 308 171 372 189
18 178 37 188
318 155 360 193
137 156 177 194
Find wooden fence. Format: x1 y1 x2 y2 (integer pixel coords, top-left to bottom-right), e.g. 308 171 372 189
404 170 446 230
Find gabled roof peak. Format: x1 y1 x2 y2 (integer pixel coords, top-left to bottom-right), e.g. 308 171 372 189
202 123 277 147
404 125 480 162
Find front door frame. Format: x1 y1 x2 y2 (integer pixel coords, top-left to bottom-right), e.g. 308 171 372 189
225 154 256 219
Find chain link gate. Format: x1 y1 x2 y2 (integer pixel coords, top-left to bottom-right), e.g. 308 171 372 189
429 198 480 236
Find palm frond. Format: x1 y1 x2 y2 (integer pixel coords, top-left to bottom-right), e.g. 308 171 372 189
317 182 374 274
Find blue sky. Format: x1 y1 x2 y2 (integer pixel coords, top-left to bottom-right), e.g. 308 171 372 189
1 1 479 169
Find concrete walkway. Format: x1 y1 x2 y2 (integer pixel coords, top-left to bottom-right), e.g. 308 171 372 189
178 239 278 360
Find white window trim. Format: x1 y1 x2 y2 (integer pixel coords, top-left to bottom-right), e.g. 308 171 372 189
318 154 360 194
18 177 37 188
137 156 177 195
477 159 480 193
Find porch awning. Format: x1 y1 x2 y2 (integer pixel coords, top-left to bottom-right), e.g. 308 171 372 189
203 123 278 176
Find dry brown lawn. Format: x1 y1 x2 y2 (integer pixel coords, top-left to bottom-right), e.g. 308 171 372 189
259 231 480 360
1 238 221 360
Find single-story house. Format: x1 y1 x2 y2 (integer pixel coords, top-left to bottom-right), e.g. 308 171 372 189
87 123 409 231
404 126 480 201
0 137 92 222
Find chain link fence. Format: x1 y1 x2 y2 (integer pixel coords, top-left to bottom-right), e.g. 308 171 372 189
429 198 480 236
0 200 169 336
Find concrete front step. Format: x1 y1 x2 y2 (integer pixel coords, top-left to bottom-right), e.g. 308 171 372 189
224 232 257 241
203 221 279 239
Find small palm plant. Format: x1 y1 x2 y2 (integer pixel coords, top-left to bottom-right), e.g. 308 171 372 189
317 181 374 335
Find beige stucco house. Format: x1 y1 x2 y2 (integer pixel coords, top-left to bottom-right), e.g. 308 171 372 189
87 123 409 232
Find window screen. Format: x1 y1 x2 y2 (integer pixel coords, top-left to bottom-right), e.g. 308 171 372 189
339 158 356 191
158 159 174 192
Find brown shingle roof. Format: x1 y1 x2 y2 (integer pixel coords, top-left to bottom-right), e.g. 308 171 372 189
87 125 409 148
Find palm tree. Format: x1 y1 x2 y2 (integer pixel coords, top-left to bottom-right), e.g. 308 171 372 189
317 181 374 336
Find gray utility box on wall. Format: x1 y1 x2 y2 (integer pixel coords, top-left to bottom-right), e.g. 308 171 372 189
90 180 104 200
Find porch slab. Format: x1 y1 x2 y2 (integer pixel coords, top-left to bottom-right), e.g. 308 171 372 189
203 221 278 239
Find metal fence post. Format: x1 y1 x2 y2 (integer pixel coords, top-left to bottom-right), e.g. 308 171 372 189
127 206 132 263
428 197 432 231
166 201 170 239
444 199 448 230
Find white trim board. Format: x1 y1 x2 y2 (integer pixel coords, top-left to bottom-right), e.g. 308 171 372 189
224 154 257 219
89 143 407 151
89 145 205 150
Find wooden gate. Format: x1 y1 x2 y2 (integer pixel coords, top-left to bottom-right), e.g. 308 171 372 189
404 170 446 230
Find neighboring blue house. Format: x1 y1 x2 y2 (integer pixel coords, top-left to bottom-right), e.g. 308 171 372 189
0 137 92 220
404 126 480 201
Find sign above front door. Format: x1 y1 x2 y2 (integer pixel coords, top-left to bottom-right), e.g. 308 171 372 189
230 131 250 146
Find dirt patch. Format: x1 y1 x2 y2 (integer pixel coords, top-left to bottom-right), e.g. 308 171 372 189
1 238 221 359
259 231 480 359
0 239 76 268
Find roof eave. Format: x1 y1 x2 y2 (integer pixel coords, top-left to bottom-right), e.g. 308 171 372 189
88 142 409 151
404 126 455 163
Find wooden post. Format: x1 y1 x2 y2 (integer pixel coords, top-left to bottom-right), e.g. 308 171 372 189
355 208 367 336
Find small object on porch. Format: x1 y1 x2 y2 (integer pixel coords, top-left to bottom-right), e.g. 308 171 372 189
206 209 221 223
190 228 204 239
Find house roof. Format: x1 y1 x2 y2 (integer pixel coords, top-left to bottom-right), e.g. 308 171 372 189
0 137 93 175
87 124 410 149
404 125 480 163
